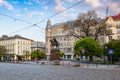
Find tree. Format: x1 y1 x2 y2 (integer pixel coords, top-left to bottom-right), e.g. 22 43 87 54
31 50 46 60
105 40 120 60
63 10 105 40
0 45 7 61
0 45 6 56
74 50 81 59
74 37 102 61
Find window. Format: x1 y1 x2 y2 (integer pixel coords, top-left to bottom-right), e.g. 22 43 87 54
108 36 112 41
118 36 120 40
63 48 66 52
67 48 71 53
116 22 120 26
108 23 112 27
18 41 20 44
67 37 71 41
107 29 112 34
99 36 104 41
67 42 71 46
117 29 120 33
18 46 20 49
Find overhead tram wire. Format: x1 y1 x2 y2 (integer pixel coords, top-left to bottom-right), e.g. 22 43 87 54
0 13 45 34
35 0 85 25
6 25 34 35
0 13 33 25
0 13 45 31
4 0 85 35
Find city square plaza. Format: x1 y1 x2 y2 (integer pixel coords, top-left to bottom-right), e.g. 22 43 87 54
0 63 120 80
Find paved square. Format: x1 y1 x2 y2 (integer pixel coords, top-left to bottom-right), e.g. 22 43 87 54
0 63 120 80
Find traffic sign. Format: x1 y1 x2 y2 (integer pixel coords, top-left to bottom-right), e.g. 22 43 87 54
108 49 114 54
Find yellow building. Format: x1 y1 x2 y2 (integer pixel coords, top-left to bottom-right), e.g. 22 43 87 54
46 20 76 60
105 13 120 43
0 35 33 61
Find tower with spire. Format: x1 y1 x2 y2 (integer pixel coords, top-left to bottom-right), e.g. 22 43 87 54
45 20 52 60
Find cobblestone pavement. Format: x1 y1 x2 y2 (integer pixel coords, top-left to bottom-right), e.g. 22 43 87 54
0 63 120 80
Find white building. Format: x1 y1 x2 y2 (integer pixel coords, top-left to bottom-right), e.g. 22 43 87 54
0 35 33 61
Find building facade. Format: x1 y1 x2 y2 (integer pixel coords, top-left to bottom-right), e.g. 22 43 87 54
31 41 45 53
46 20 76 60
105 13 120 43
0 35 33 61
45 13 120 60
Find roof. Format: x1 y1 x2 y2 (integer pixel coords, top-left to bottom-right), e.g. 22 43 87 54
52 22 66 28
0 35 33 41
106 13 120 21
52 21 76 28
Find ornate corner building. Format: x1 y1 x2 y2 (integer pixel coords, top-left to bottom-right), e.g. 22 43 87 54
46 20 76 60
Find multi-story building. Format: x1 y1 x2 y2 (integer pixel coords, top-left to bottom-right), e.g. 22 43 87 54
46 13 120 60
0 35 33 61
105 13 120 43
46 20 76 60
31 41 45 53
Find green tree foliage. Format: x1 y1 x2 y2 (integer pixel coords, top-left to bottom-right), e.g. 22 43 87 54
0 45 6 56
59 52 64 58
105 40 120 57
74 37 102 61
31 50 46 60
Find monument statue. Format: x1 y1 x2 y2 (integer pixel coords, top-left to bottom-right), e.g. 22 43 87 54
50 37 60 61
50 37 59 49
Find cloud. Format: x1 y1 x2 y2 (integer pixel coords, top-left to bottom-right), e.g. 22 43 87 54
85 0 103 8
65 0 75 3
15 14 24 17
103 0 120 14
0 0 14 10
44 6 48 10
24 8 28 11
27 11 45 18
53 0 66 12
11 1 18 4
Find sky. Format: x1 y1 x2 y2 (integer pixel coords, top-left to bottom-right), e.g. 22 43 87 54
0 0 120 42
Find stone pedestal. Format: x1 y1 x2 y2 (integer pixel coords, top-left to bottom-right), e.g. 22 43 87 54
49 49 60 61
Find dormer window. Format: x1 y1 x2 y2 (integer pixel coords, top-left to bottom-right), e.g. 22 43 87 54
108 23 112 27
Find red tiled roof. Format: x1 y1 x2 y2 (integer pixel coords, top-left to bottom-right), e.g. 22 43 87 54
111 13 120 20
106 13 120 21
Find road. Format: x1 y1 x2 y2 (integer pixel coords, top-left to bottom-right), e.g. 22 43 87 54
0 63 120 80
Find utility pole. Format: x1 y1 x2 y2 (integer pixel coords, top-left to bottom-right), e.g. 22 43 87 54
103 6 109 64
